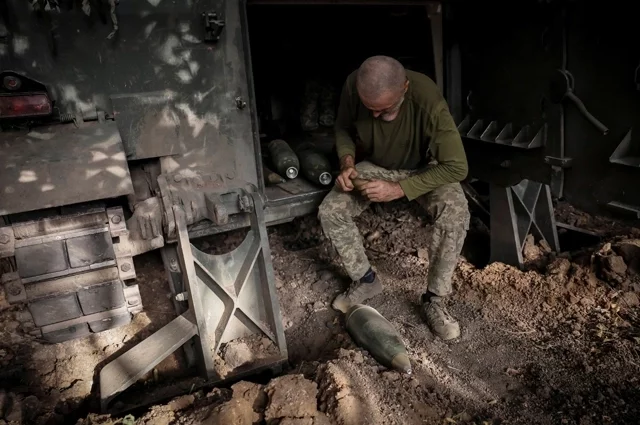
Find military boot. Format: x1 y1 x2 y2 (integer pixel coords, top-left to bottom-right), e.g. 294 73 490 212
332 275 383 313
420 294 460 340
300 80 320 132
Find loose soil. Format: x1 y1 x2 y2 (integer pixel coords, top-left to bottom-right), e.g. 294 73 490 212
1 199 640 425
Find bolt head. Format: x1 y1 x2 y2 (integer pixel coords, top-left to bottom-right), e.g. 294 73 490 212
174 174 183 183
121 263 132 272
8 284 21 296
111 215 122 224
0 234 10 244
169 258 179 271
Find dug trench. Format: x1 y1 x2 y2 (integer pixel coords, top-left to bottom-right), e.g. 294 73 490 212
1 200 640 424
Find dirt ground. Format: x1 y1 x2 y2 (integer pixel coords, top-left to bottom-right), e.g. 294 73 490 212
1 199 640 425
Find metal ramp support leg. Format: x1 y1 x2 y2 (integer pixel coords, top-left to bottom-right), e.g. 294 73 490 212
489 180 560 269
99 191 287 411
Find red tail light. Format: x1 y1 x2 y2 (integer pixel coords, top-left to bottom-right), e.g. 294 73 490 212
0 94 52 119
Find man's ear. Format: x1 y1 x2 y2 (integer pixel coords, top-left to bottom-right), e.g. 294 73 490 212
404 79 410 93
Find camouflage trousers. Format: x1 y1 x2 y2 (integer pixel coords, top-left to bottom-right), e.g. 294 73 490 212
318 161 470 297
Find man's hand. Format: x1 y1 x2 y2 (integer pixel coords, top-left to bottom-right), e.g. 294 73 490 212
359 180 405 202
336 155 358 192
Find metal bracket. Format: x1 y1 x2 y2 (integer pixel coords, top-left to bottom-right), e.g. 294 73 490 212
203 11 225 42
0 226 15 258
489 180 560 269
99 188 287 411
2 272 25 303
544 156 573 168
545 156 572 199
607 201 640 219
609 127 640 168
458 116 546 149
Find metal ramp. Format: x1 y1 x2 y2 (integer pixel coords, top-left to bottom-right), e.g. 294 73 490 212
99 189 287 411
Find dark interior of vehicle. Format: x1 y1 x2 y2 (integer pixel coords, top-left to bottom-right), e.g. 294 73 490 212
246 2 435 198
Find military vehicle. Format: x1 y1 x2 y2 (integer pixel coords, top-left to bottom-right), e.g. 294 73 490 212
0 0 637 412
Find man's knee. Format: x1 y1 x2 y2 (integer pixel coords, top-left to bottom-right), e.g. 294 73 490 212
318 192 348 227
422 184 470 230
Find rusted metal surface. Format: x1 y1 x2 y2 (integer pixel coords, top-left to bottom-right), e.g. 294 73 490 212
0 121 134 215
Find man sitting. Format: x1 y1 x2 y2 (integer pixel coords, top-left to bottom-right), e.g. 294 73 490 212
318 55 470 341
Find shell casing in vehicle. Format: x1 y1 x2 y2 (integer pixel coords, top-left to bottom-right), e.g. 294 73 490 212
345 304 412 374
295 142 333 186
268 139 299 179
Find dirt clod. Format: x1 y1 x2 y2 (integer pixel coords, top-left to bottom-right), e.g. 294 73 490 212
223 341 254 370
548 257 571 277
620 291 640 307
311 280 330 293
264 374 319 421
4 397 21 424
231 381 268 420
204 398 257 425
167 394 195 412
606 255 628 276
278 418 314 425
615 240 640 274
318 270 334 282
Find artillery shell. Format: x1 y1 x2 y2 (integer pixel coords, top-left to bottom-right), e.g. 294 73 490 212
345 304 412 374
268 139 299 179
262 164 285 185
295 142 333 186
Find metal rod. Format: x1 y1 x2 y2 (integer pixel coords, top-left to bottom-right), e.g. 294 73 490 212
566 92 609 135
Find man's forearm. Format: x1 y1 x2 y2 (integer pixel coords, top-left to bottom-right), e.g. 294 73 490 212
336 132 356 161
400 106 469 200
340 154 355 170
399 162 467 200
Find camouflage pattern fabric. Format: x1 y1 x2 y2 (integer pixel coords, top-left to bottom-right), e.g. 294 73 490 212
318 161 470 296
301 80 337 131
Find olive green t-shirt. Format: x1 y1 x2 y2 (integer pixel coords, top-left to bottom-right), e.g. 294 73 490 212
335 69 468 201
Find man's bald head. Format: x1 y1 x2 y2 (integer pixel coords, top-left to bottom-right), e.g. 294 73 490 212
356 55 407 101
